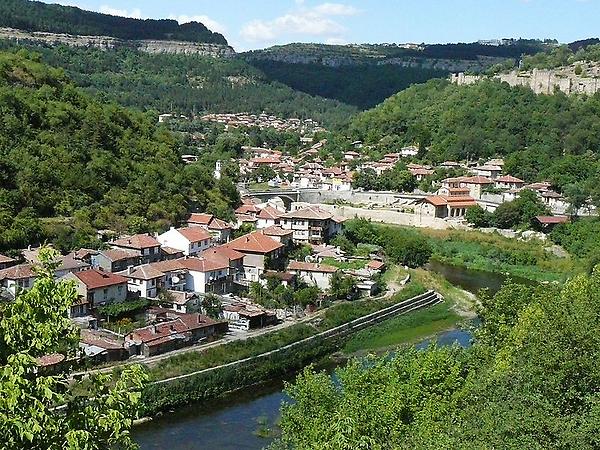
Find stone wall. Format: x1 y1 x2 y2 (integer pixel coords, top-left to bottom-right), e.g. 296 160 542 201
0 27 235 58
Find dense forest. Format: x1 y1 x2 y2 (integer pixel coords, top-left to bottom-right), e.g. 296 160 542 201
349 79 600 194
0 49 239 252
520 43 600 70
0 0 227 44
247 60 446 109
275 269 600 449
0 41 357 128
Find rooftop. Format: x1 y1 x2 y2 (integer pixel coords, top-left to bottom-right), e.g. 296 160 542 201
112 233 160 250
288 261 338 273
226 231 284 254
74 269 129 290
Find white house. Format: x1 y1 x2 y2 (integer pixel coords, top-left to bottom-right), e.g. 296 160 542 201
0 263 36 298
495 175 526 190
280 206 344 245
256 206 283 229
157 227 213 256
118 264 166 299
287 261 338 290
224 232 284 282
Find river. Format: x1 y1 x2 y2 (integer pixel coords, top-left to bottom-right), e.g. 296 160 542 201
133 262 509 450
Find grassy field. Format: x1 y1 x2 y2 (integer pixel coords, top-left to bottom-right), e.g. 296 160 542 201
343 301 461 354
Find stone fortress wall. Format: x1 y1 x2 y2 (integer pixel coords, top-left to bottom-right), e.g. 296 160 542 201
451 62 600 96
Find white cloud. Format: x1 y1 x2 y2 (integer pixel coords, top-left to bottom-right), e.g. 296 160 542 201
168 14 227 35
240 2 360 46
99 5 143 19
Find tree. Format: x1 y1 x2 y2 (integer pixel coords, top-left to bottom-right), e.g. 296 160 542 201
465 205 493 228
329 272 357 301
294 286 321 308
0 247 147 449
201 293 223 319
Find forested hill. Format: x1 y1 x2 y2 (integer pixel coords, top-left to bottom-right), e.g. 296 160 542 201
0 0 227 44
0 41 357 127
349 79 600 195
0 50 239 251
242 40 554 108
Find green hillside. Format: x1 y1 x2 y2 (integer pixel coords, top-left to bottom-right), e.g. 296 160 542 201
0 0 227 44
0 42 357 127
349 78 600 193
0 50 238 251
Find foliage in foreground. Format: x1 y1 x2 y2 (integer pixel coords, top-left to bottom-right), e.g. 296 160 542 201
275 269 600 449
0 248 147 449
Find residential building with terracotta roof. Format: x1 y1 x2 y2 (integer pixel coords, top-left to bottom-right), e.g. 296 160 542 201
472 164 503 179
280 206 343 245
0 254 17 270
256 205 284 229
125 309 227 357
157 226 213 256
495 175 526 190
64 269 129 308
442 176 493 199
260 225 294 247
187 214 232 243
224 231 284 282
287 261 338 290
111 233 162 264
0 263 36 298
418 195 477 219
94 248 141 273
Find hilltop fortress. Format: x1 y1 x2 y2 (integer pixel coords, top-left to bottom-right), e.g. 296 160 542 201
451 62 600 95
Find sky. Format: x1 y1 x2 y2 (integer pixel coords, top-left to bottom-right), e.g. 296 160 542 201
39 0 600 52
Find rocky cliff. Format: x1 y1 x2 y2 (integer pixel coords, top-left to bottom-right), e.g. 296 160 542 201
0 27 235 58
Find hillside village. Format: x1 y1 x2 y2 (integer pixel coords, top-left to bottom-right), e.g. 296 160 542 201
0 198 394 363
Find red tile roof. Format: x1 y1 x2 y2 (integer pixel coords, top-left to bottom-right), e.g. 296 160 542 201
74 269 129 290
257 206 283 220
201 246 245 262
177 227 212 243
460 176 493 185
367 260 386 270
128 313 221 346
235 204 261 215
179 256 229 273
496 175 525 183
0 254 16 264
0 263 35 280
112 234 160 250
535 216 569 225
225 231 284 255
101 248 140 262
208 218 232 230
187 213 213 225
281 206 333 220
261 225 293 236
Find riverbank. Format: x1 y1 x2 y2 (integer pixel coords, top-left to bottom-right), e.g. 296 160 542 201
139 282 434 416
342 268 476 355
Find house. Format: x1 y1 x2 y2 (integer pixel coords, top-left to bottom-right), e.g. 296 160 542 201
280 206 344 245
400 145 419 157
262 270 296 288
53 254 91 278
224 231 284 282
260 225 294 247
367 260 386 273
223 303 277 331
0 263 36 298
80 329 127 363
118 264 166 299
409 167 435 181
64 269 128 308
157 227 213 256
344 150 360 160
111 233 162 264
200 246 245 285
160 246 184 260
495 175 525 190
256 206 283 229
287 261 338 290
534 215 569 231
418 195 477 219
0 254 17 270
161 290 203 314
443 176 493 199
472 165 502 179
187 213 232 243
178 256 231 294
125 310 227 357
94 248 141 273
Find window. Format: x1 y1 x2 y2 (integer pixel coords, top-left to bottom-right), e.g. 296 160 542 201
103 288 108 299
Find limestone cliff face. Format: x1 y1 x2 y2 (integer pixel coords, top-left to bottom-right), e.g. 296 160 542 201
0 27 235 58
243 51 507 73
451 62 600 96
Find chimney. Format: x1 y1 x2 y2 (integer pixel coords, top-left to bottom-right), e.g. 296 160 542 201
127 265 134 274
152 325 158 334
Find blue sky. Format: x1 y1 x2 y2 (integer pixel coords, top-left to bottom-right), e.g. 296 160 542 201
40 0 599 51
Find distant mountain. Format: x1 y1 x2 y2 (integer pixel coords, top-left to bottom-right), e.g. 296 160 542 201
0 0 227 45
241 40 555 108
